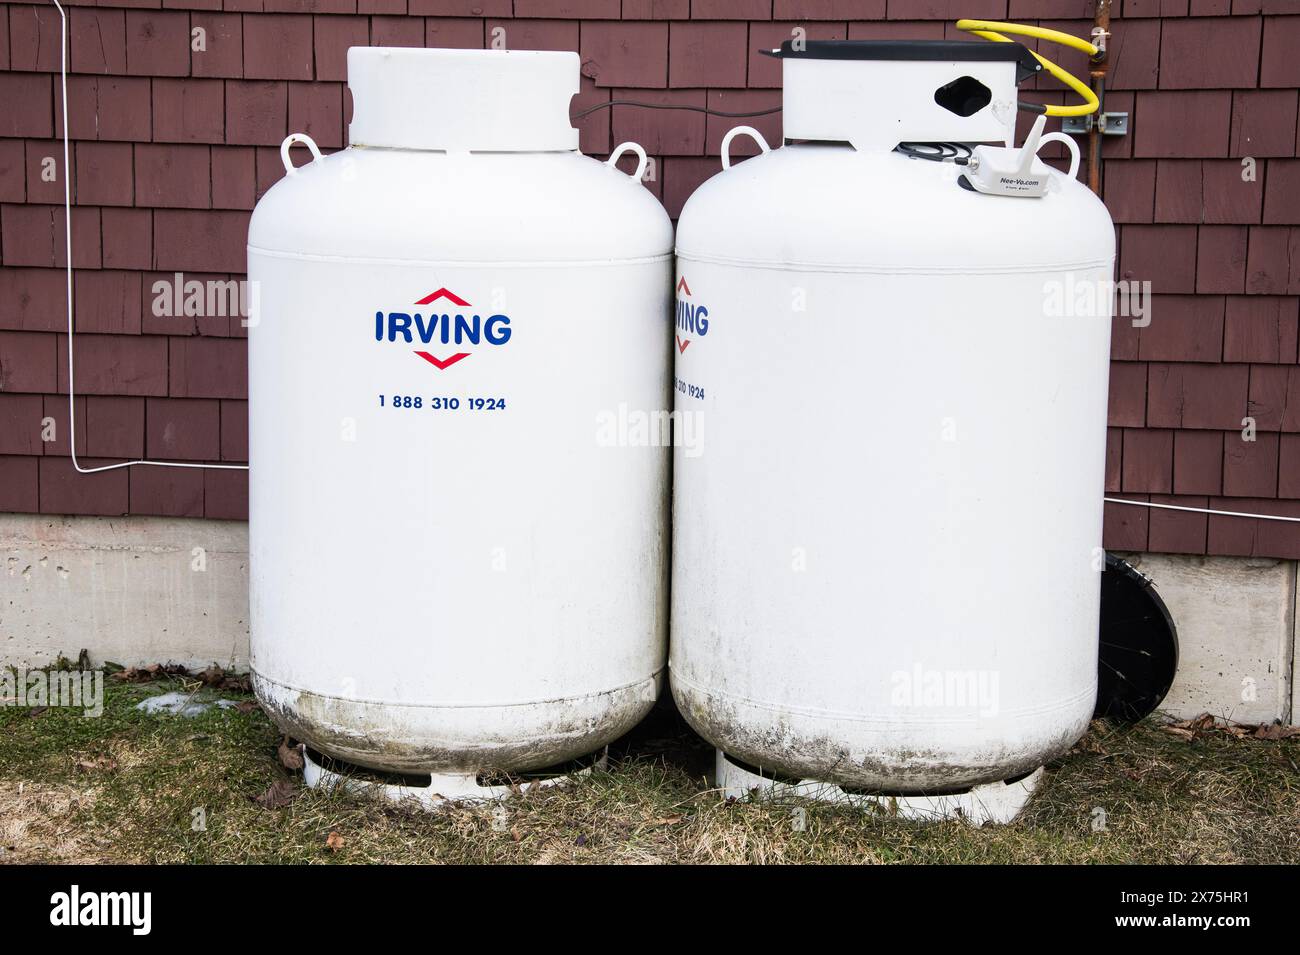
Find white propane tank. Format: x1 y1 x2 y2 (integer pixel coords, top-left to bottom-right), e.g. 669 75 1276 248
247 48 673 790
671 40 1116 794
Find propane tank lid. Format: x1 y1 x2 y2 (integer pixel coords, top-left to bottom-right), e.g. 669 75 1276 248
762 39 1040 80
347 47 580 152
766 39 1037 152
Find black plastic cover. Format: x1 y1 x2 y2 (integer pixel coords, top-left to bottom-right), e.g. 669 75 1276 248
761 39 1041 83
1095 554 1180 724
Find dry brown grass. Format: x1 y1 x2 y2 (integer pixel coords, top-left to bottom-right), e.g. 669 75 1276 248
0 782 105 864
2 678 1297 864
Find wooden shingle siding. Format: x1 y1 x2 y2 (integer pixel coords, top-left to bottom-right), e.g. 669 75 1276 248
0 3 1295 555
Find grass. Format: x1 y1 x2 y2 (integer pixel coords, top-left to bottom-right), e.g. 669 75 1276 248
2 675 1297 864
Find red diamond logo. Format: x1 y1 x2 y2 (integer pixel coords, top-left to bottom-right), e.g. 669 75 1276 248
414 288 471 307
415 351 470 370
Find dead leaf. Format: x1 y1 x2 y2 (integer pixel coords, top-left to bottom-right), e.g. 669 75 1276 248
221 675 252 692
255 779 298 809
1075 735 1109 756
1163 713 1218 741
107 663 175 684
75 757 118 773
278 738 305 771
234 700 260 714
1254 722 1300 741
1169 712 1215 731
325 831 345 852
110 662 244 687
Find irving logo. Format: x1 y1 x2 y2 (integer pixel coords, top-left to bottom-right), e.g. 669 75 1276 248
374 287 512 371
674 276 708 354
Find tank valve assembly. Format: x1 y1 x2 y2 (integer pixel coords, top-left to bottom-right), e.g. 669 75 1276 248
953 19 1098 197
962 113 1081 198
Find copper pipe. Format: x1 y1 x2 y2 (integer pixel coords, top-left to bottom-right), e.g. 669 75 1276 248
1088 0 1113 195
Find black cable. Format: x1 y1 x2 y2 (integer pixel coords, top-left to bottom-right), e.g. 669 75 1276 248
571 99 783 121
894 141 973 165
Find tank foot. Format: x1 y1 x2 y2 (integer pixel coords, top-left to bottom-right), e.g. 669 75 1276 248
302 746 607 809
714 750 1043 827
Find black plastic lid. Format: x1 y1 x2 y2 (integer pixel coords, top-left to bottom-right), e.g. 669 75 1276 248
762 39 1041 83
1095 554 1180 724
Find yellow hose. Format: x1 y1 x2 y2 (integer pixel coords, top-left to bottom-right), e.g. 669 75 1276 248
955 18 1100 117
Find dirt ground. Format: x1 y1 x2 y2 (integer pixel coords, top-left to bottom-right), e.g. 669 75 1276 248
1 674 1297 864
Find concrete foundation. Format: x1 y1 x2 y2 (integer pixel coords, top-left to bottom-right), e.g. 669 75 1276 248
2 515 1296 724
1117 553 1296 725
1 515 249 671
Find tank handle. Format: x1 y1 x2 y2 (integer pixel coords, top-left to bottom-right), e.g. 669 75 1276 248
721 126 771 171
1037 131 1081 181
280 133 324 176
606 142 649 182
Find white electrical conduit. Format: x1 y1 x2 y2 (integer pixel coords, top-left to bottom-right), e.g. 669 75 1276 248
51 0 247 474
43 2 1300 525
1103 498 1300 523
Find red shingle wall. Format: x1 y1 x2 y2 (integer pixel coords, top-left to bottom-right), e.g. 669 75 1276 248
0 2 1297 558
1099 7 1300 560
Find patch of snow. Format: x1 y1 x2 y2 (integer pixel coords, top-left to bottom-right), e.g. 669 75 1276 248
135 692 240 718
